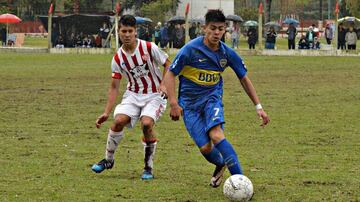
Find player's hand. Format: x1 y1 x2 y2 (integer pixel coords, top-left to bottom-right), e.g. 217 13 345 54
158 83 167 99
256 109 270 128
170 103 183 121
96 113 109 128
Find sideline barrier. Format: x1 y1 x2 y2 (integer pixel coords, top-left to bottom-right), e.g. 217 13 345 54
1 47 359 57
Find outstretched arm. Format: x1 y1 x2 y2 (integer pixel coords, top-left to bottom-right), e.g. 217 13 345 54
162 70 183 121
96 78 121 128
240 75 270 128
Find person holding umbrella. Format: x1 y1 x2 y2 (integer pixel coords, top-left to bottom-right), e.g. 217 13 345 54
265 26 277 49
1 27 6 46
286 23 297 49
247 26 257 49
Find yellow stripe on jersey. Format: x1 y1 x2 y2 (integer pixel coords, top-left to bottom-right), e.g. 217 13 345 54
179 66 222 86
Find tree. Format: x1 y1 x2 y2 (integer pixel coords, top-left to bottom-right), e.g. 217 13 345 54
140 0 179 23
345 0 360 17
265 0 272 23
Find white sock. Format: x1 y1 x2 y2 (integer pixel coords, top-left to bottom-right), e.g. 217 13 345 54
105 129 124 161
142 141 157 172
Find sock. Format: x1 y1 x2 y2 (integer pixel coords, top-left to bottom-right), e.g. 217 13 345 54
142 138 157 172
202 147 225 167
215 139 243 175
105 129 124 162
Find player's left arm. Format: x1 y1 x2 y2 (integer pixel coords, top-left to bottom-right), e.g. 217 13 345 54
227 48 269 128
239 75 270 128
158 59 171 97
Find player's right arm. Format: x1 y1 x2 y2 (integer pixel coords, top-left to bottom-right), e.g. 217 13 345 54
96 55 123 128
162 70 182 121
96 78 121 128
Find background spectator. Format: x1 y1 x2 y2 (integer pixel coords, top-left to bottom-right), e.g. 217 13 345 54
345 26 357 50
99 22 110 48
231 23 240 49
324 23 333 45
189 22 197 40
286 23 297 49
338 23 347 50
154 22 162 46
298 34 309 49
247 27 257 49
265 26 277 49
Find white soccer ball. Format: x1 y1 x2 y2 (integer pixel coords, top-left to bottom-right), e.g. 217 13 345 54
223 174 254 202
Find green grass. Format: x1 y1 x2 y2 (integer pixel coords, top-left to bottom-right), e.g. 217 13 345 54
0 53 360 201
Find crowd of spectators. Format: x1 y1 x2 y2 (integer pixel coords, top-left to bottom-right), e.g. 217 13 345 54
47 19 358 51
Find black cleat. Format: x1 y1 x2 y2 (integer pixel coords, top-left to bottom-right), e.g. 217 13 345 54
210 164 226 187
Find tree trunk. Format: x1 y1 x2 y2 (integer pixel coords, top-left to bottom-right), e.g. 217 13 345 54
73 0 80 14
319 0 323 21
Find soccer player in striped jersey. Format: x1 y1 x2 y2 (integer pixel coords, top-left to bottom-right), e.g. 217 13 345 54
92 15 171 180
162 9 270 187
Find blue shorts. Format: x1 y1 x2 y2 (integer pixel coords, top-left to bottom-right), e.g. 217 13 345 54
183 99 225 148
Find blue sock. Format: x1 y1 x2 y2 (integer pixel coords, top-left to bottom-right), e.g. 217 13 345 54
202 147 225 167
215 139 243 175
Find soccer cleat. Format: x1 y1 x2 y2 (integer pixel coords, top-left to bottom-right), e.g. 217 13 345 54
91 159 114 173
210 164 226 188
141 170 154 180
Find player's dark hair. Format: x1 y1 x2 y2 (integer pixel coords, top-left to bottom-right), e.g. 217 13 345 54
205 9 226 25
119 15 136 27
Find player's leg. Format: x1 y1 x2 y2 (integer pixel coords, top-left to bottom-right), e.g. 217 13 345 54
92 92 141 173
204 100 243 176
92 114 130 173
208 125 242 175
183 108 225 187
139 93 166 180
140 116 157 180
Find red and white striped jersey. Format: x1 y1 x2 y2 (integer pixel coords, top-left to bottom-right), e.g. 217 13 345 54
111 39 168 94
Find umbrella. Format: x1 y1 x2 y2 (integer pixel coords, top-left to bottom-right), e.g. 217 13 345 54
0 13 22 46
168 16 185 24
135 16 153 24
189 16 205 24
226 14 243 22
264 21 282 31
283 18 299 25
338 16 360 29
243 20 258 27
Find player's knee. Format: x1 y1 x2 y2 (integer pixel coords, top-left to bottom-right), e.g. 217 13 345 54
209 126 225 144
112 116 128 131
200 143 212 154
141 118 154 134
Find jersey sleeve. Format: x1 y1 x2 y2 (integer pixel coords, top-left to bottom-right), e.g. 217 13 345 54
227 49 247 79
111 53 123 80
151 43 168 66
169 46 190 76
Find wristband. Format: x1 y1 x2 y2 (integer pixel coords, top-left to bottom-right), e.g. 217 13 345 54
255 103 263 110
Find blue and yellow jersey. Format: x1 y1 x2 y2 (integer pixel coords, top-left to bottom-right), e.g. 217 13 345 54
169 36 247 109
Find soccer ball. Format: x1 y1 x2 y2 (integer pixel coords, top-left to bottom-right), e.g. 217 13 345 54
223 174 254 202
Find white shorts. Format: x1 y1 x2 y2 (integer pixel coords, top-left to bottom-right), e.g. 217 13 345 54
113 90 167 128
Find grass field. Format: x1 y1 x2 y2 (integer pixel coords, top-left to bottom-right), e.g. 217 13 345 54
0 53 360 201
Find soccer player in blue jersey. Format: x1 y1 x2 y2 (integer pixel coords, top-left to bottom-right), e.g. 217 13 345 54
162 9 270 188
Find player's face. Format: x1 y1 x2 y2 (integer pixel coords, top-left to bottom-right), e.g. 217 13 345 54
204 22 226 45
119 25 136 45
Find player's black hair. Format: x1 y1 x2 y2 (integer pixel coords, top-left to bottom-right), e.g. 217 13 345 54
205 9 226 25
119 15 137 27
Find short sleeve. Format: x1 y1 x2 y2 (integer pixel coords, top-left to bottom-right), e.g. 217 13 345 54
111 53 123 80
227 49 247 79
169 46 190 76
151 43 168 66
